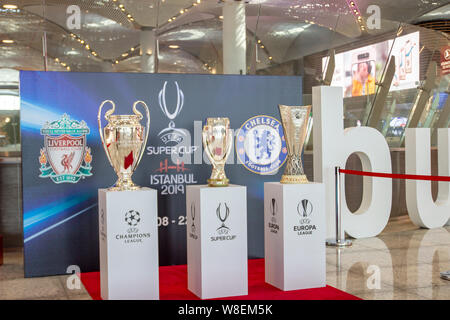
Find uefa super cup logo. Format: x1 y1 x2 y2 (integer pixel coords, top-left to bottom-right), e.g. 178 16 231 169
158 81 186 144
216 202 230 234
190 202 196 234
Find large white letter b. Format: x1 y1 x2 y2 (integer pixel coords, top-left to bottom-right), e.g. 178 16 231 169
313 86 392 239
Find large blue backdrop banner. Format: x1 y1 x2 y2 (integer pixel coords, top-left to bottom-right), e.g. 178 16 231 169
20 71 302 277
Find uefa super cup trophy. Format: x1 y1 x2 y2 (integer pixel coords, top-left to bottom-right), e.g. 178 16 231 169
202 118 233 187
279 105 311 184
98 100 150 191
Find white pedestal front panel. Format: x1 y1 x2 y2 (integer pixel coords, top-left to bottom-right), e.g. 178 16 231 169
186 185 248 299
264 182 326 291
99 188 159 300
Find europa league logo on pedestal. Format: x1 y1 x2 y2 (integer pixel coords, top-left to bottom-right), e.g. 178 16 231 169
278 105 311 184
98 100 150 191
203 118 233 187
216 202 230 233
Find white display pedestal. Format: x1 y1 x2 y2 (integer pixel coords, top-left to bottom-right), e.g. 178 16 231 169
98 188 159 300
186 184 248 299
264 182 326 291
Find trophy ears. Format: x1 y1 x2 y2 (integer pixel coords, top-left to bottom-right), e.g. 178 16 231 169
132 100 148 120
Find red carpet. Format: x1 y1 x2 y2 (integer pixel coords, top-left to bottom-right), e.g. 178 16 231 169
80 259 360 300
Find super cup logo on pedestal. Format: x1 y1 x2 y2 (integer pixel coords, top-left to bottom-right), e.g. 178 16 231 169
236 115 287 175
189 202 198 240
115 210 150 244
210 202 236 242
293 199 317 235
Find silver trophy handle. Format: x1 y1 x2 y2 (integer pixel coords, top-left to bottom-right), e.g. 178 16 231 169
132 100 150 172
98 100 116 169
202 126 216 167
225 129 233 163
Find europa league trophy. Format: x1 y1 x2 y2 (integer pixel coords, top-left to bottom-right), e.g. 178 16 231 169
98 100 150 191
202 117 233 187
278 105 311 184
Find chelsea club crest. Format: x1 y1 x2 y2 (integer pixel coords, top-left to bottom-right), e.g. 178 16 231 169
236 115 287 175
39 113 93 184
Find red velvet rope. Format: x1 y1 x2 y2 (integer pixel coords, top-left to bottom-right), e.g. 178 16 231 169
339 169 450 182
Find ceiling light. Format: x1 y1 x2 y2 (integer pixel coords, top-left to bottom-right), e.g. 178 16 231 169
115 60 119 64
268 56 273 60
2 4 18 9
2 39 14 44
122 53 128 57
197 0 201 3
169 45 179 49
180 10 184 14
219 16 223 19
131 47 135 51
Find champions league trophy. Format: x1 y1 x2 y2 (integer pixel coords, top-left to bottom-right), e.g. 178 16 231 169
278 105 311 184
98 100 150 191
98 99 158 300
202 117 233 187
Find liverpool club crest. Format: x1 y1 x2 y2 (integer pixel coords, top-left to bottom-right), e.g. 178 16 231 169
39 113 93 184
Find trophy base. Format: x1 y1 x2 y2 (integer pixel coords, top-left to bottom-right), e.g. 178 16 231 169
108 179 141 191
107 186 142 191
207 178 229 187
280 174 309 184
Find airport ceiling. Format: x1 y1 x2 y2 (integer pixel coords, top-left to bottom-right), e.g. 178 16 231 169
0 0 448 74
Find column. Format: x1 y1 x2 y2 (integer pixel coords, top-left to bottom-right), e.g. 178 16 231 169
222 1 246 75
140 27 156 73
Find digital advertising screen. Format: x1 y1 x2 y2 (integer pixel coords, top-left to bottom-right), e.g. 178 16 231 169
323 31 420 97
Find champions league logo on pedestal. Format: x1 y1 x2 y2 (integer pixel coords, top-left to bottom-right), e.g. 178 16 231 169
158 81 186 145
115 210 150 244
